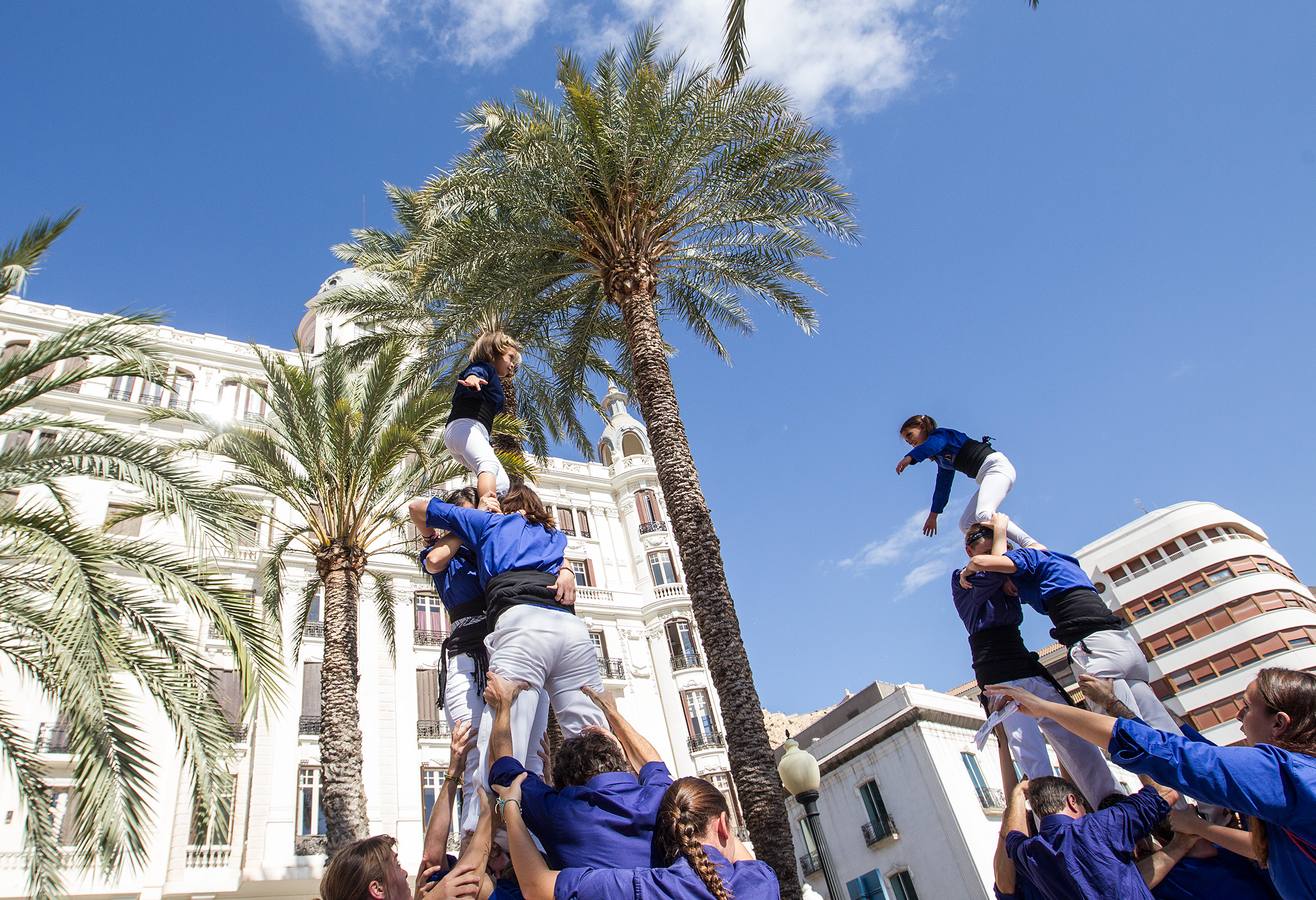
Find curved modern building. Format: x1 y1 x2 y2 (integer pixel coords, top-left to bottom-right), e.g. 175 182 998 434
1076 501 1316 743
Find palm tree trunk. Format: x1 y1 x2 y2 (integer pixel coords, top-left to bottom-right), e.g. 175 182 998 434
318 541 371 856
491 378 525 487
617 284 801 900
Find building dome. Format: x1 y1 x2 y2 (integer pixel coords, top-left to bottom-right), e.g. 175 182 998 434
597 382 649 465
296 268 384 353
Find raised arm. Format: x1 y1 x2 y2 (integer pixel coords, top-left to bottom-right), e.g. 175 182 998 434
424 535 465 576
484 672 527 768
1168 808 1257 860
425 499 495 547
984 684 1117 748
493 774 558 900
422 721 473 869
457 789 497 900
990 513 1009 556
582 685 662 769
906 430 949 463
1137 832 1195 889
994 725 1026 896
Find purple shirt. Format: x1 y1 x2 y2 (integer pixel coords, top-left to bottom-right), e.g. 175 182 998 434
554 846 779 900
1006 785 1169 900
490 756 673 869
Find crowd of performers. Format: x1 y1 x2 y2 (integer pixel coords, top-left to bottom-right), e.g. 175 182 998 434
313 345 1316 900
899 415 1316 900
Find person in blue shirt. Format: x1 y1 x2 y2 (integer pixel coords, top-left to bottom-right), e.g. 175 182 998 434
985 669 1316 900
410 486 568 834
1005 776 1173 900
485 671 674 869
964 520 1182 735
444 330 521 505
418 484 608 810
955 517 1121 806
493 771 778 900
895 413 1040 548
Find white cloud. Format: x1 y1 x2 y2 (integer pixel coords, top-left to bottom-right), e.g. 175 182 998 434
899 555 951 595
837 509 927 569
292 0 953 119
292 0 549 67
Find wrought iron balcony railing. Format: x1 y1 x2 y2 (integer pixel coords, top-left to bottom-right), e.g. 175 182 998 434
861 817 897 845
976 786 1007 810
671 650 702 671
799 852 822 875
303 622 324 640
299 716 321 735
687 731 726 753
418 720 450 740
598 657 625 680
639 520 668 534
414 629 448 648
35 722 71 753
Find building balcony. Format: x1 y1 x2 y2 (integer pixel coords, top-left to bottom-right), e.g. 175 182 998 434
107 387 135 402
299 716 321 735
861 818 897 845
639 520 668 535
294 834 327 856
671 650 703 672
35 722 70 753
799 852 823 875
418 719 450 740
598 657 625 680
186 844 233 868
303 622 324 640
688 731 725 753
414 629 449 648
577 586 614 604
976 786 1007 810
653 582 689 603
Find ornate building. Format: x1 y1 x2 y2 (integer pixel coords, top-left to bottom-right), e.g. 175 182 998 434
0 278 742 900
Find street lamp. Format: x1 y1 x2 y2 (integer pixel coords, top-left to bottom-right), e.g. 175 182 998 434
778 736 844 900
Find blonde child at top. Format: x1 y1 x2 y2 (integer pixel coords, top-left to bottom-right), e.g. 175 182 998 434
445 331 521 504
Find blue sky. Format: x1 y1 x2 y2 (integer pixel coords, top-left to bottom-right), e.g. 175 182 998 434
6 2 1316 714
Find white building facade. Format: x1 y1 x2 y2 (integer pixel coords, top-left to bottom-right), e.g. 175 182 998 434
782 682 1142 900
0 286 744 899
1075 500 1316 745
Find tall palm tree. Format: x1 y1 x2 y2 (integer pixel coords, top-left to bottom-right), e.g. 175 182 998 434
162 340 525 855
1 217 282 899
396 27 857 896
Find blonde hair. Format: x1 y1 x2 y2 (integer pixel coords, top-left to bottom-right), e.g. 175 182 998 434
655 778 733 900
469 331 522 366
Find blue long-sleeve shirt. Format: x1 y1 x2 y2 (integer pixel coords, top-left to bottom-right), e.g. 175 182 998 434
553 846 779 900
906 427 975 514
1109 717 1316 900
453 361 504 412
1152 847 1280 900
424 499 565 587
418 544 483 611
1004 548 1097 615
1006 784 1168 900
952 569 1024 634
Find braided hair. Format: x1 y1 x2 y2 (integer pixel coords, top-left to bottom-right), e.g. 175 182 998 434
655 777 733 900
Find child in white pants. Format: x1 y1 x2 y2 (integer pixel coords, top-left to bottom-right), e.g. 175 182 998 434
897 414 1041 549
444 330 520 503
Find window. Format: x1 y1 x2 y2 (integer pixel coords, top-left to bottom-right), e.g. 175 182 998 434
108 374 139 402
308 587 323 624
576 510 591 538
301 662 322 727
846 870 886 900
590 630 608 660
649 550 677 586
244 384 268 421
104 502 143 537
859 781 893 840
557 507 576 535
209 669 243 737
421 767 446 826
49 788 79 845
598 439 614 466
139 378 165 407
169 369 195 409
219 380 242 418
666 619 698 664
635 490 661 524
681 689 716 739
55 355 88 393
707 771 742 825
568 558 594 587
621 431 645 457
961 752 990 801
889 870 920 900
1 341 29 361
297 767 325 836
416 668 440 726
1160 628 1316 693
415 592 446 634
189 774 237 845
1207 568 1234 584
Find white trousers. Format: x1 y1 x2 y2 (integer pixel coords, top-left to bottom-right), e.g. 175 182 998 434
444 418 510 495
444 653 548 833
999 675 1122 807
474 606 607 806
957 452 1040 549
1069 629 1182 734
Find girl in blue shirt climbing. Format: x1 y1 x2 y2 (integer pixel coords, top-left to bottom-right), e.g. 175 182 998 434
986 668 1316 900
896 414 1041 549
445 330 522 505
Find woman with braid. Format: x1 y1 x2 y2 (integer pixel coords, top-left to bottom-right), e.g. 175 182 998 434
491 774 780 899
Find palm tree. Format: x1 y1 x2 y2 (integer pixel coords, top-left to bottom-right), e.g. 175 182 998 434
395 27 857 896
161 340 518 855
0 217 282 899
721 0 748 84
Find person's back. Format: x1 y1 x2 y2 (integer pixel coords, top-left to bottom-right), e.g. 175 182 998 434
1007 779 1169 900
1152 846 1280 900
553 846 779 899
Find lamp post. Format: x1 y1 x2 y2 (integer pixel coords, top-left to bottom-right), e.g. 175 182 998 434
778 737 844 900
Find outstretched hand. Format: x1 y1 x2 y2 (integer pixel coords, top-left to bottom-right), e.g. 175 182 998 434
923 512 938 536
416 863 481 900
458 375 487 391
492 771 527 806
895 456 913 475
983 684 1051 719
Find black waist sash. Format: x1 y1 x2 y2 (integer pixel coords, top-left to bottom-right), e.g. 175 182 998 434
437 599 489 709
954 438 994 478
1047 587 1123 647
485 568 568 629
970 625 1074 705
447 393 497 432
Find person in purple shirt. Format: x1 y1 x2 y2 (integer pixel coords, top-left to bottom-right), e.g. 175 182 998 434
494 772 778 900
1005 777 1173 900
987 670 1316 900
485 671 673 869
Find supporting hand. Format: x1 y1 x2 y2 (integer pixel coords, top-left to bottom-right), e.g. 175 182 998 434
1077 674 1118 713
492 771 527 807
479 495 501 513
552 567 576 606
983 684 1051 718
581 684 619 718
483 672 529 713
448 720 474 770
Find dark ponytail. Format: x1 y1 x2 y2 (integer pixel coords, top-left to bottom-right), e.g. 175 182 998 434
656 777 733 900
899 414 936 435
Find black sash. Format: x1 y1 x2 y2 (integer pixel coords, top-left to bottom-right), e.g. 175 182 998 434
1047 587 1123 647
954 437 994 478
969 626 1074 706
436 599 489 709
485 568 569 629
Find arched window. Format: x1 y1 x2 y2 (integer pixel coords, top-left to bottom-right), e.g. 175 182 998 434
139 377 165 407
598 439 614 466
1 341 29 361
665 618 700 670
109 374 139 402
55 356 89 393
169 369 195 410
621 431 645 457
218 379 242 419
635 489 661 525
244 383 268 422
